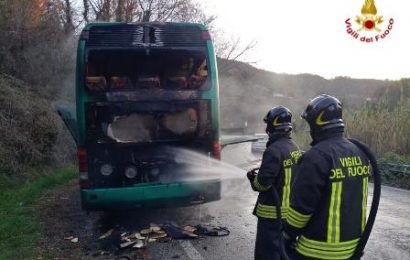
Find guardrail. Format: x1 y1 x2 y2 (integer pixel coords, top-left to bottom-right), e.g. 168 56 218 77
378 162 410 189
379 162 410 175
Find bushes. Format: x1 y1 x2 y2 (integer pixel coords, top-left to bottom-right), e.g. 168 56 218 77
0 74 60 177
378 153 410 189
343 98 410 189
345 98 410 157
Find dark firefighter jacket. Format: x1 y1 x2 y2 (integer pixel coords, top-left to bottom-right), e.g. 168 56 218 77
251 135 301 220
284 133 371 260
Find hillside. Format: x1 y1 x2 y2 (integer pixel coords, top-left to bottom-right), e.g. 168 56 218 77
218 59 398 133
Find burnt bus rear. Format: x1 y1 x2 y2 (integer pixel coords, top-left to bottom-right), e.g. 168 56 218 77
76 22 221 210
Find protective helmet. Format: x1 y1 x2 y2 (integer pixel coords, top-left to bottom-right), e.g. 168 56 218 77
302 94 344 133
264 106 292 134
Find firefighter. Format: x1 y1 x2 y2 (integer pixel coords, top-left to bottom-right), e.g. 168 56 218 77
283 94 371 260
247 106 301 260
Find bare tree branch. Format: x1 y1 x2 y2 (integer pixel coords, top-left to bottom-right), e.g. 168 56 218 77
215 34 258 73
137 0 145 12
124 0 139 22
88 0 99 18
116 0 124 21
63 0 75 33
83 0 89 23
230 40 257 62
225 38 240 61
156 0 177 21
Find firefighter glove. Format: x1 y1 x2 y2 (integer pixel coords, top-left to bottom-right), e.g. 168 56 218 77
246 169 257 182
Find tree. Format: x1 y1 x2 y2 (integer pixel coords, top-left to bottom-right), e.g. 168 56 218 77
62 0 75 33
0 0 76 87
215 35 257 73
81 0 253 69
84 0 214 24
83 0 90 22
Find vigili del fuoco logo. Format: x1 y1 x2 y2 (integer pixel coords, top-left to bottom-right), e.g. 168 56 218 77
345 0 394 43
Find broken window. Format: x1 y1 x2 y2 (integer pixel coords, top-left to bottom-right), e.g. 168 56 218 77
86 49 208 92
86 101 211 144
106 108 198 143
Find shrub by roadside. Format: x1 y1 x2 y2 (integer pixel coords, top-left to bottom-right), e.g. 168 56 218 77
0 74 60 185
378 152 410 189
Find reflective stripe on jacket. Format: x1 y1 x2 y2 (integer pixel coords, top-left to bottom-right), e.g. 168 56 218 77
252 136 301 220
285 134 370 259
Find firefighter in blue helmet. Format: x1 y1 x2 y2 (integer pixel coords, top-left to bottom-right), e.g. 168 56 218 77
284 94 371 260
247 106 301 260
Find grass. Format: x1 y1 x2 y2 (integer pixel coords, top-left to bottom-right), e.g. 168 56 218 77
0 167 76 259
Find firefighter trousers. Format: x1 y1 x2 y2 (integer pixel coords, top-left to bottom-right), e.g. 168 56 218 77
255 218 281 260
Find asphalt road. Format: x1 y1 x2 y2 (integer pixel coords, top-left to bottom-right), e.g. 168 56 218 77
37 143 410 260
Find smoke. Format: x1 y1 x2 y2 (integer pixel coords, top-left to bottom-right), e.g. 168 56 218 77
218 68 312 134
50 35 78 165
58 35 77 103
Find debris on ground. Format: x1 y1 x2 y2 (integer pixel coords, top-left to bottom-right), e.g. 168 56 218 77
150 233 166 240
161 222 195 239
148 238 157 243
195 224 230 237
133 240 145 249
140 228 151 235
182 225 198 238
99 228 114 240
63 236 79 243
120 241 136 249
183 225 196 233
96 222 230 255
134 232 145 240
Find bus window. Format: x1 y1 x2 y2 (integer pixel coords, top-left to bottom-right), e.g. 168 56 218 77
105 108 199 143
86 49 209 91
87 102 207 144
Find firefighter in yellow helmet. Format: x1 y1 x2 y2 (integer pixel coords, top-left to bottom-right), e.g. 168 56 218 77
284 95 371 260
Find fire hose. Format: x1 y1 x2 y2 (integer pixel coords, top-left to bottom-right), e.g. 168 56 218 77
248 138 381 260
349 139 381 260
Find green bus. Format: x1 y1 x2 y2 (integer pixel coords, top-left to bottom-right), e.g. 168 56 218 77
58 22 224 210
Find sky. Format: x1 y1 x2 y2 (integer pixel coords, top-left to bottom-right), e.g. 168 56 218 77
203 0 410 80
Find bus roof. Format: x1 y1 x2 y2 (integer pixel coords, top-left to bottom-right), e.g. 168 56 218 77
81 22 211 49
82 22 207 32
